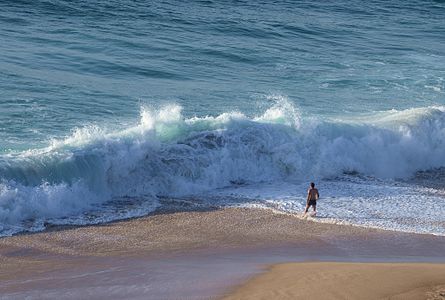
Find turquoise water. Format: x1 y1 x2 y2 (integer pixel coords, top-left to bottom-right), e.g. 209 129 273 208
0 1 444 236
2 0 444 150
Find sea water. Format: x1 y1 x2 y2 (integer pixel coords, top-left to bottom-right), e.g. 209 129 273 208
0 0 444 236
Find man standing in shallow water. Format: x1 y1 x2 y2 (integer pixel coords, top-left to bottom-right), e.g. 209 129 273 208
304 182 319 216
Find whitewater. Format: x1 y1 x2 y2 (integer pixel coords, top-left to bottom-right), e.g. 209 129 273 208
1 0 444 236
1 100 445 236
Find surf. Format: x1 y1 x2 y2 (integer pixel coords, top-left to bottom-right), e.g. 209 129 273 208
1 100 445 236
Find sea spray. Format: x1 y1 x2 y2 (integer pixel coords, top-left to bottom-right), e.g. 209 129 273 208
1 101 445 235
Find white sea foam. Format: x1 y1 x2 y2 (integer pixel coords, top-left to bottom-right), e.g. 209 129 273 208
208 178 445 236
1 100 445 235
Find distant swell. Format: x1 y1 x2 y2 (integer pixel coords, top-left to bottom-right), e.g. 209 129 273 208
2 100 445 235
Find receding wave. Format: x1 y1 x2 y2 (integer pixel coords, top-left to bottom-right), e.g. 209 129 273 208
1 100 445 235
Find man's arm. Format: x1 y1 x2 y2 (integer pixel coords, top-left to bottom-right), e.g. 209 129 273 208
307 190 310 201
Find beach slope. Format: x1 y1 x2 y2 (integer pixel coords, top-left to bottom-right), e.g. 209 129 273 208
1 208 445 299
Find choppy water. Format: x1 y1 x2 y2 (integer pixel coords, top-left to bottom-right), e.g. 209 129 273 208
1 0 444 236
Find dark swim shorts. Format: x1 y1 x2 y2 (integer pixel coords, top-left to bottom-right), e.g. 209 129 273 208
307 200 317 206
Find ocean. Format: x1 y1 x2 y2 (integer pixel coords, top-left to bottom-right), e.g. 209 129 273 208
0 0 444 236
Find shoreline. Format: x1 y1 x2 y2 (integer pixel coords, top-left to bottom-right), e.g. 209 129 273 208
3 205 444 242
1 207 445 299
5 198 444 241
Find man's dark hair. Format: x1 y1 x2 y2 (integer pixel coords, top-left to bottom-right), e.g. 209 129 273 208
310 182 315 188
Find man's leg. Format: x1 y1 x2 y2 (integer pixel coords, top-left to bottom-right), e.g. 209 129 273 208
304 203 310 213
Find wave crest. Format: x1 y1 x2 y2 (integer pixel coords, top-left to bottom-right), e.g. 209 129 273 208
1 101 445 234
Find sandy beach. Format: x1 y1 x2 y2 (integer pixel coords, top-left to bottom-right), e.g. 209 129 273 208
224 262 445 300
2 0 445 299
1 208 445 299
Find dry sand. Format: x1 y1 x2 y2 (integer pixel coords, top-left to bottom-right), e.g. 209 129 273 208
1 208 445 299
224 262 445 300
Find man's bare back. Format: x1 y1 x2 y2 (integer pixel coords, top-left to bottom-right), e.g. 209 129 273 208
307 188 319 201
304 182 319 215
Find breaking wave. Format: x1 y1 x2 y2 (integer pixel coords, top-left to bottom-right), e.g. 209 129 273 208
2 100 445 235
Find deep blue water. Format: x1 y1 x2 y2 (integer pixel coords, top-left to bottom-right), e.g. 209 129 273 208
0 0 444 236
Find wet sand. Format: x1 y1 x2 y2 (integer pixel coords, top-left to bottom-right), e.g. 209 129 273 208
1 208 445 299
